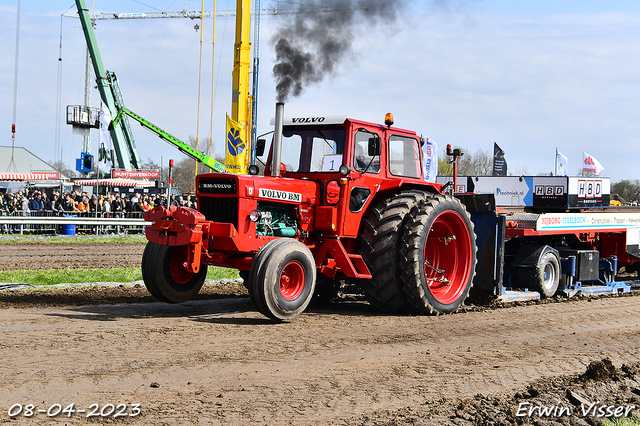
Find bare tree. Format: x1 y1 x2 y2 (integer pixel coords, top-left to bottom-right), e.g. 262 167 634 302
437 147 493 176
49 160 77 179
170 137 225 193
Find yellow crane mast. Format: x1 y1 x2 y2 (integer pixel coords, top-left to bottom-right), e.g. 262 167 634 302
232 0 253 150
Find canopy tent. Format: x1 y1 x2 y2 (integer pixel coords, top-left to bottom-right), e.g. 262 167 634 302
0 172 60 181
72 178 155 188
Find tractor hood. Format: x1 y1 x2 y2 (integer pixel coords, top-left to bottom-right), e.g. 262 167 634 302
197 174 322 206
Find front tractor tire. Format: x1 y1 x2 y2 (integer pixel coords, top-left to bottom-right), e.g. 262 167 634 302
400 195 477 314
248 239 316 321
141 241 207 303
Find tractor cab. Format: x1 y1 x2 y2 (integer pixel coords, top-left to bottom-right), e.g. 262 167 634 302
257 113 439 237
259 114 426 182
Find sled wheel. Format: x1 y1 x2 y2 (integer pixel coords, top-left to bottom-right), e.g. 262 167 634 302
250 239 316 321
147 244 207 303
401 195 477 314
515 245 560 298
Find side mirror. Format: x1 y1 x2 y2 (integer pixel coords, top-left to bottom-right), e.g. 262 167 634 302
325 180 340 205
368 136 381 157
256 139 266 157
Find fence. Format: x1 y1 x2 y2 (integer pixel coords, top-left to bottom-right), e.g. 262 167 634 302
0 210 151 235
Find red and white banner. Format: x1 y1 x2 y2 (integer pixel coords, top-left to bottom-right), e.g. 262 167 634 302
0 172 60 181
582 152 604 176
112 170 160 179
73 178 155 188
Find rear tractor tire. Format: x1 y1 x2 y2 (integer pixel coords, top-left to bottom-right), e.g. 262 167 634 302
248 239 316 321
141 242 207 303
400 195 477 314
357 190 430 313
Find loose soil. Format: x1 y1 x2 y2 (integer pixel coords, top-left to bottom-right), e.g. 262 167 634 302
0 241 146 271
1 241 639 425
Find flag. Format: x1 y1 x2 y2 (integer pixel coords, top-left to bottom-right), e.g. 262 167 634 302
423 138 438 182
556 149 568 176
99 102 112 149
583 152 604 176
492 142 507 176
225 115 247 175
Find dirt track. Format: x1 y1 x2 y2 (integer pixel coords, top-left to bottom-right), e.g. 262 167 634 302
1 241 640 425
0 241 145 271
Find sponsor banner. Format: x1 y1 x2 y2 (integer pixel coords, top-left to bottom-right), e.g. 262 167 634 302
537 212 640 231
100 101 112 150
567 177 610 207
583 152 605 175
472 176 529 206
492 142 507 177
225 115 247 175
423 138 438 183
465 176 568 208
258 187 301 203
556 149 568 176
112 170 160 179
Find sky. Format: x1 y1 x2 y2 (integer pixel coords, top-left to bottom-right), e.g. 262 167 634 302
1 0 640 182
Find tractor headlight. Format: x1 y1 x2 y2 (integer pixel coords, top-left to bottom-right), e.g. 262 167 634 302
249 210 261 222
339 164 351 176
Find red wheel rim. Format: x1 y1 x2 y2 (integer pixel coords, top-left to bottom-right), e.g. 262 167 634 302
423 210 473 305
279 261 305 301
169 246 193 285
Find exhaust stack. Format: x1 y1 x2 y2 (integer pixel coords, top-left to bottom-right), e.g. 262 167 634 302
272 102 284 178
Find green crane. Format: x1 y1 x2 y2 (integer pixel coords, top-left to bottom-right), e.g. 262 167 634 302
74 0 140 171
73 0 226 173
110 107 226 173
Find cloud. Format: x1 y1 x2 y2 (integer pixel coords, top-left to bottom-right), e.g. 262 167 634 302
262 10 640 180
2 5 640 182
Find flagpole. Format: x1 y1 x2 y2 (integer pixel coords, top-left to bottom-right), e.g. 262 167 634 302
554 148 557 176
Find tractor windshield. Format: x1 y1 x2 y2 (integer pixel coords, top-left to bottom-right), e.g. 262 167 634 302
277 126 346 173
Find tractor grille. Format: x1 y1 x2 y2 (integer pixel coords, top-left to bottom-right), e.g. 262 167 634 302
199 197 238 229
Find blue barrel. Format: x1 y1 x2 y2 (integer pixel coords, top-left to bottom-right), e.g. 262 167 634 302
62 215 77 236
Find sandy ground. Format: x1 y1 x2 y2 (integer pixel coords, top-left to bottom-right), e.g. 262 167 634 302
0 241 146 271
1 241 639 425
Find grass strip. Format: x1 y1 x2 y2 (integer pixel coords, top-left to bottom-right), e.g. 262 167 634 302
0 266 240 286
0 236 147 244
603 414 640 426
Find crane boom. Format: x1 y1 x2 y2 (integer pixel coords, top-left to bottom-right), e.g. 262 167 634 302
89 6 367 21
111 107 226 173
74 0 141 170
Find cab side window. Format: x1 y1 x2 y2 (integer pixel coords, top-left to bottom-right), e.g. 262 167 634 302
388 135 422 178
353 131 380 173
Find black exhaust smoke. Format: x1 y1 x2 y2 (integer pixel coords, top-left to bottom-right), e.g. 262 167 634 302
272 0 409 103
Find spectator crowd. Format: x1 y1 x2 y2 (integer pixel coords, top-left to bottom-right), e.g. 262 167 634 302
0 188 196 219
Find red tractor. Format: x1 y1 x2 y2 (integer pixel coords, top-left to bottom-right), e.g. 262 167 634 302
142 103 477 320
